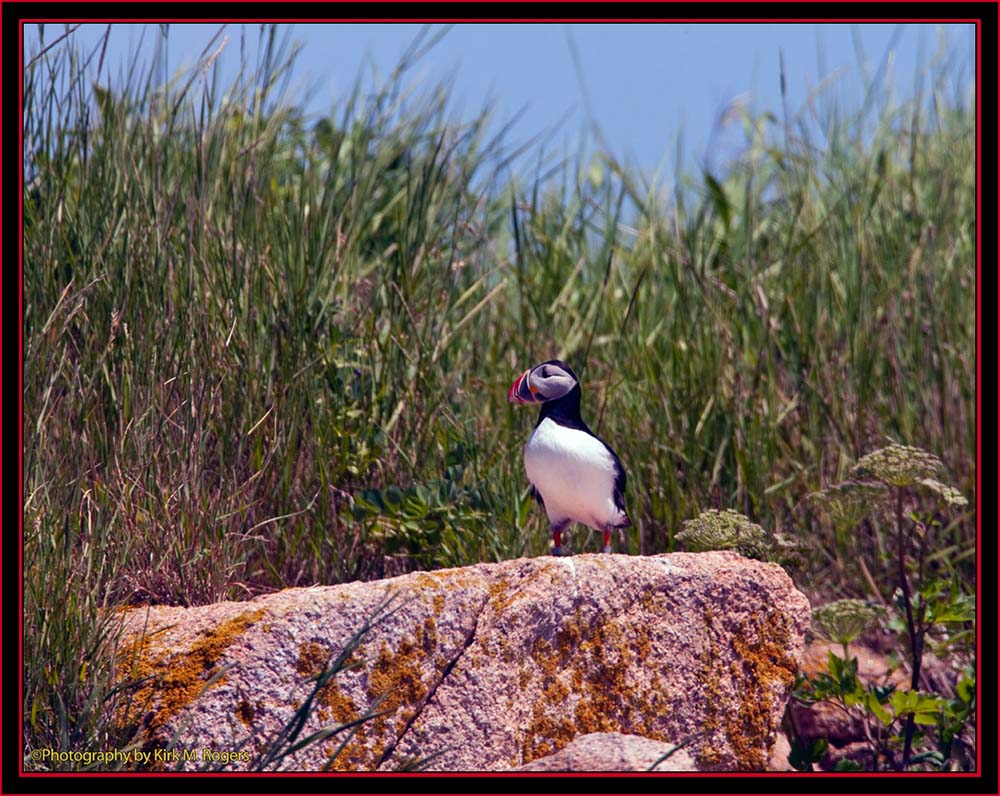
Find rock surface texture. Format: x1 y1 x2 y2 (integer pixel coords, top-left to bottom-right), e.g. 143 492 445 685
117 551 810 772
513 732 698 771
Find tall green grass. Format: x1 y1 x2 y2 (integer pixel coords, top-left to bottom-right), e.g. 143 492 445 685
23 25 975 769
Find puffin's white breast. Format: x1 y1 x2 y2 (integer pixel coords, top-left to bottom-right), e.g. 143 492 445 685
524 417 623 531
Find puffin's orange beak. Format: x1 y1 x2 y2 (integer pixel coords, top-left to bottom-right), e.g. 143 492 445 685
507 369 539 403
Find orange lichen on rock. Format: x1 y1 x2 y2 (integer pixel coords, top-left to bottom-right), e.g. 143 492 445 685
487 577 516 612
296 641 330 678
410 570 473 594
520 606 669 765
317 679 369 772
323 614 443 771
236 699 259 728
367 633 432 734
697 607 797 770
115 608 267 750
726 611 796 770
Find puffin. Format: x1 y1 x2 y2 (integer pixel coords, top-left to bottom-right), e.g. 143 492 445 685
507 359 631 555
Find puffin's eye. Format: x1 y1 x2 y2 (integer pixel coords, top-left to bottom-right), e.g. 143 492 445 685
541 367 549 378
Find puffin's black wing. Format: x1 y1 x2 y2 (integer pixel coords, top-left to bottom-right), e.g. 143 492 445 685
602 440 632 527
528 483 545 508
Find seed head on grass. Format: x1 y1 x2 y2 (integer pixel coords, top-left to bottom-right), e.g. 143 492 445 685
812 598 883 647
850 444 944 488
916 478 968 508
808 479 888 530
848 444 967 509
676 508 771 560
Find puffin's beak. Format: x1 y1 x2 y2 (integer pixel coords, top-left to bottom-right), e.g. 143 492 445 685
507 369 538 403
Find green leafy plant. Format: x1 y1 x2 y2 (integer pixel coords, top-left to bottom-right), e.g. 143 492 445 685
794 444 974 771
352 446 494 570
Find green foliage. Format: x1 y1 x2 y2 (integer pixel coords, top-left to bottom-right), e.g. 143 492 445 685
808 480 887 532
676 508 772 559
792 643 974 772
22 504 142 770
787 737 828 771
351 448 502 569
792 444 974 771
812 599 882 649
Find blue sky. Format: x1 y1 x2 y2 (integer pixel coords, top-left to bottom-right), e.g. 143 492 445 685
24 22 975 184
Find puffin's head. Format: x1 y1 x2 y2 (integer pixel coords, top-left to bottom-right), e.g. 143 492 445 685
507 359 580 404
